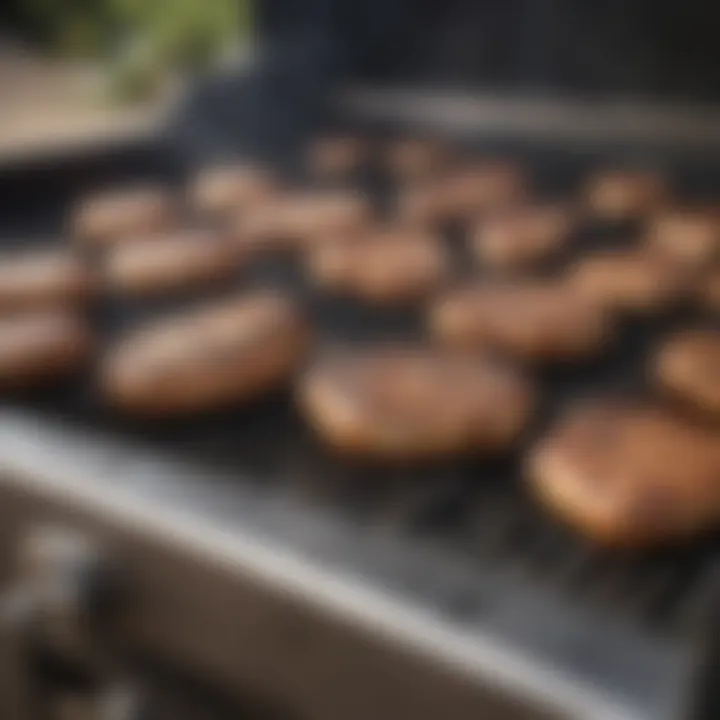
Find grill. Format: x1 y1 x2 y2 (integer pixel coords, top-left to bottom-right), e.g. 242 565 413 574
0 119 718 720
1 3 720 718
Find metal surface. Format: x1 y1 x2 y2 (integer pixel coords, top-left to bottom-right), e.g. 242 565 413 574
343 87 720 147
0 412 617 720
0 526 147 720
0 127 717 719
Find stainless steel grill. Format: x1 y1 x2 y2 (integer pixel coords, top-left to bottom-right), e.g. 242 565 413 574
0 105 718 718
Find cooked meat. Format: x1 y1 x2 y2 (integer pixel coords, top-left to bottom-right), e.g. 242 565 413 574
441 160 526 217
585 170 669 222
396 181 446 228
654 330 720 417
102 292 310 416
299 348 534 460
0 311 94 390
646 209 719 268
471 204 575 271
566 250 686 313
528 401 720 546
584 169 668 220
103 229 240 298
386 138 449 179
398 160 526 227
308 135 368 177
430 281 612 361
234 191 372 251
72 186 175 247
190 164 276 216
0 249 96 314
307 227 450 304
702 270 720 312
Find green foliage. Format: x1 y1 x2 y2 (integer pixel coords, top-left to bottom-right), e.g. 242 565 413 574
21 0 121 56
110 0 247 70
21 0 251 100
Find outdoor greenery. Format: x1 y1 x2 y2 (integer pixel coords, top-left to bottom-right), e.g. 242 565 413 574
19 0 251 100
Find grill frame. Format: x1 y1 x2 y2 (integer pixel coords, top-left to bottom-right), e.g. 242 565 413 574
0 97 718 719
0 409 686 720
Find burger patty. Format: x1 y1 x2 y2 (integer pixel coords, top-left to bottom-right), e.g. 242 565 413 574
703 270 720 312
429 281 612 361
646 209 719 268
471 204 575 271
306 227 451 304
234 191 373 251
103 229 240 298
308 135 368 178
72 185 176 248
101 292 310 416
0 249 96 314
528 401 720 546
298 348 534 461
566 250 686 314
584 169 668 221
386 138 449 180
0 311 95 390
190 164 276 216
654 330 720 418
399 160 526 226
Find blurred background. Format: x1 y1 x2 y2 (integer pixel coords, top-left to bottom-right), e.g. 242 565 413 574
0 0 252 156
3 0 720 159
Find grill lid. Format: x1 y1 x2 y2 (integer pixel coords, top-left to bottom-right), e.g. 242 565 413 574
172 0 720 163
258 0 720 101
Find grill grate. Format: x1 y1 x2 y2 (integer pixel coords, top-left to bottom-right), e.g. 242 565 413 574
1 134 719 647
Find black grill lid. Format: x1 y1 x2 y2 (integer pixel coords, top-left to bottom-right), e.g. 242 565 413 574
172 0 720 163
258 0 720 101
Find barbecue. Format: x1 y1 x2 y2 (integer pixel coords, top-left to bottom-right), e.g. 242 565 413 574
0 2 719 719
